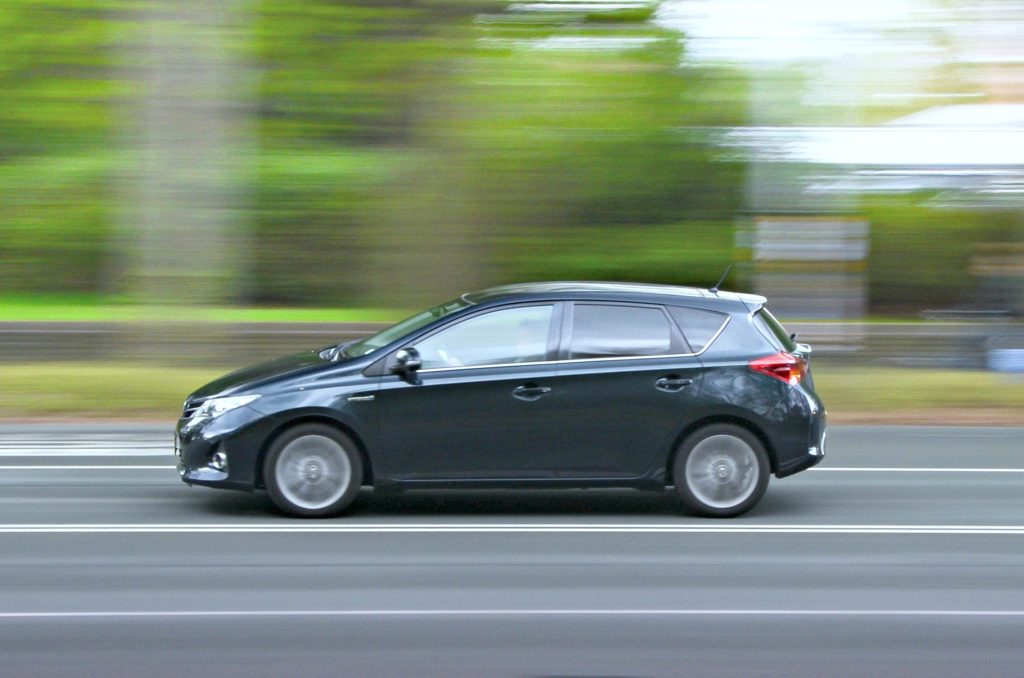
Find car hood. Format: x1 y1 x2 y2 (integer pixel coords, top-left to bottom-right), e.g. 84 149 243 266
189 351 332 400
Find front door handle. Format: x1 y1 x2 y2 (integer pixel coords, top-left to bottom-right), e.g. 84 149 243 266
512 384 551 401
655 376 693 392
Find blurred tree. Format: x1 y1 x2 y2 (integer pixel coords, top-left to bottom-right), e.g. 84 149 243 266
1 0 1012 316
250 0 488 306
121 1 253 308
387 8 747 298
0 0 119 295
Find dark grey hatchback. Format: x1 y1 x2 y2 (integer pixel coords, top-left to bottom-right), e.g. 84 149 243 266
176 282 826 518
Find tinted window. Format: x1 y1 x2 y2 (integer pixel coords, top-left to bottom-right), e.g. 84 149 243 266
415 305 553 368
754 308 797 352
666 306 728 353
569 304 672 359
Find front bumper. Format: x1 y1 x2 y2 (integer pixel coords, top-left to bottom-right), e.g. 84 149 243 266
176 406 272 492
177 460 232 487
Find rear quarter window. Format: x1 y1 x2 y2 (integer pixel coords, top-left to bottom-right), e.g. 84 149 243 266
666 306 728 353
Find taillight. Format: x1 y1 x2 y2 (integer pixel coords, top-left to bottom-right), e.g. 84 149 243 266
749 352 806 386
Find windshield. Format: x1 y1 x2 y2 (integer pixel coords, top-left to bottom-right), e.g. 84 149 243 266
342 297 471 358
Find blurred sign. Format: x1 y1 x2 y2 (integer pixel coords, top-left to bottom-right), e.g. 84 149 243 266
987 349 1024 373
739 215 870 321
753 216 869 262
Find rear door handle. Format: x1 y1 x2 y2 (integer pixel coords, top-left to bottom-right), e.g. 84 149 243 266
655 376 693 392
512 384 551 401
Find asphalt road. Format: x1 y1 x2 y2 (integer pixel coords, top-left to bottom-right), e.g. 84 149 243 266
1 425 1023 677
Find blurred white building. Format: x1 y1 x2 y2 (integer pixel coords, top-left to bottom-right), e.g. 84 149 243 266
657 0 1024 318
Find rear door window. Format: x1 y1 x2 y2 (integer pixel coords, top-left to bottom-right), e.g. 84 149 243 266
666 306 729 353
568 304 677 359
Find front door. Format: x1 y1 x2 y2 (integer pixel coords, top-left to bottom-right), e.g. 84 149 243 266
372 303 566 481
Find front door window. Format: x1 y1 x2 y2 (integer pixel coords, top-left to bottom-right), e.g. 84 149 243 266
414 305 554 369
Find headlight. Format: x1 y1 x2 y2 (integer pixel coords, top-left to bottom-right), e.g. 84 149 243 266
191 395 260 420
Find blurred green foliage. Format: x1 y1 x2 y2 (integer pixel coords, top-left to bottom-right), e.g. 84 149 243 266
865 197 1020 312
0 0 121 294
0 0 1015 313
0 0 745 307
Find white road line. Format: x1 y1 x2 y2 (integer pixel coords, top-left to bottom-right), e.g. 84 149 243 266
0 438 167 446
0 440 168 444
0 524 1023 535
0 450 171 457
1 609 1024 619
0 465 175 470
0 440 167 445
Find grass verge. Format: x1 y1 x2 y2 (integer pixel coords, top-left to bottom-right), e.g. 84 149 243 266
0 363 226 420
813 368 1024 424
0 296 402 323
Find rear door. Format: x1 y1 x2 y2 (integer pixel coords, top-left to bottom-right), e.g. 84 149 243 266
544 302 705 479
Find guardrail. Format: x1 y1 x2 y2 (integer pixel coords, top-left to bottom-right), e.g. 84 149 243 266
785 321 1024 369
0 322 379 365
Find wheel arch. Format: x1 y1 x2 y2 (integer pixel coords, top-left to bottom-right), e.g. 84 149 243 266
665 415 778 485
255 415 374 489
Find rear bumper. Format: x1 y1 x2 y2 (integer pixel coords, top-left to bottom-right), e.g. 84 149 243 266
775 412 827 478
775 444 824 477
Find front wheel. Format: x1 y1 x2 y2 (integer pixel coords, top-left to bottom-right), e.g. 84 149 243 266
672 424 769 518
263 424 364 517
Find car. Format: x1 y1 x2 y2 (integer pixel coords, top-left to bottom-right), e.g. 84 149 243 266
175 281 826 518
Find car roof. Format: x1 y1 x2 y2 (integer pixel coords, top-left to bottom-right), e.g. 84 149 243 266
463 281 766 309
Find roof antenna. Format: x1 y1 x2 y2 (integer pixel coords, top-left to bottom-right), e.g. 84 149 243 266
709 264 733 294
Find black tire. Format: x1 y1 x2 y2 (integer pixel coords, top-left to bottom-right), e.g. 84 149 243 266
672 423 770 518
263 423 364 518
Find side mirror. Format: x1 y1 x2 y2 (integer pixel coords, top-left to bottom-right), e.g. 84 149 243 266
391 347 422 379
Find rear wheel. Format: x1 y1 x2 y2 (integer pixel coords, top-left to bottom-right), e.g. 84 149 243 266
263 424 363 517
672 424 769 517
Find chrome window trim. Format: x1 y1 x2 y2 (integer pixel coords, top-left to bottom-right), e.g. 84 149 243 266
417 314 731 374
